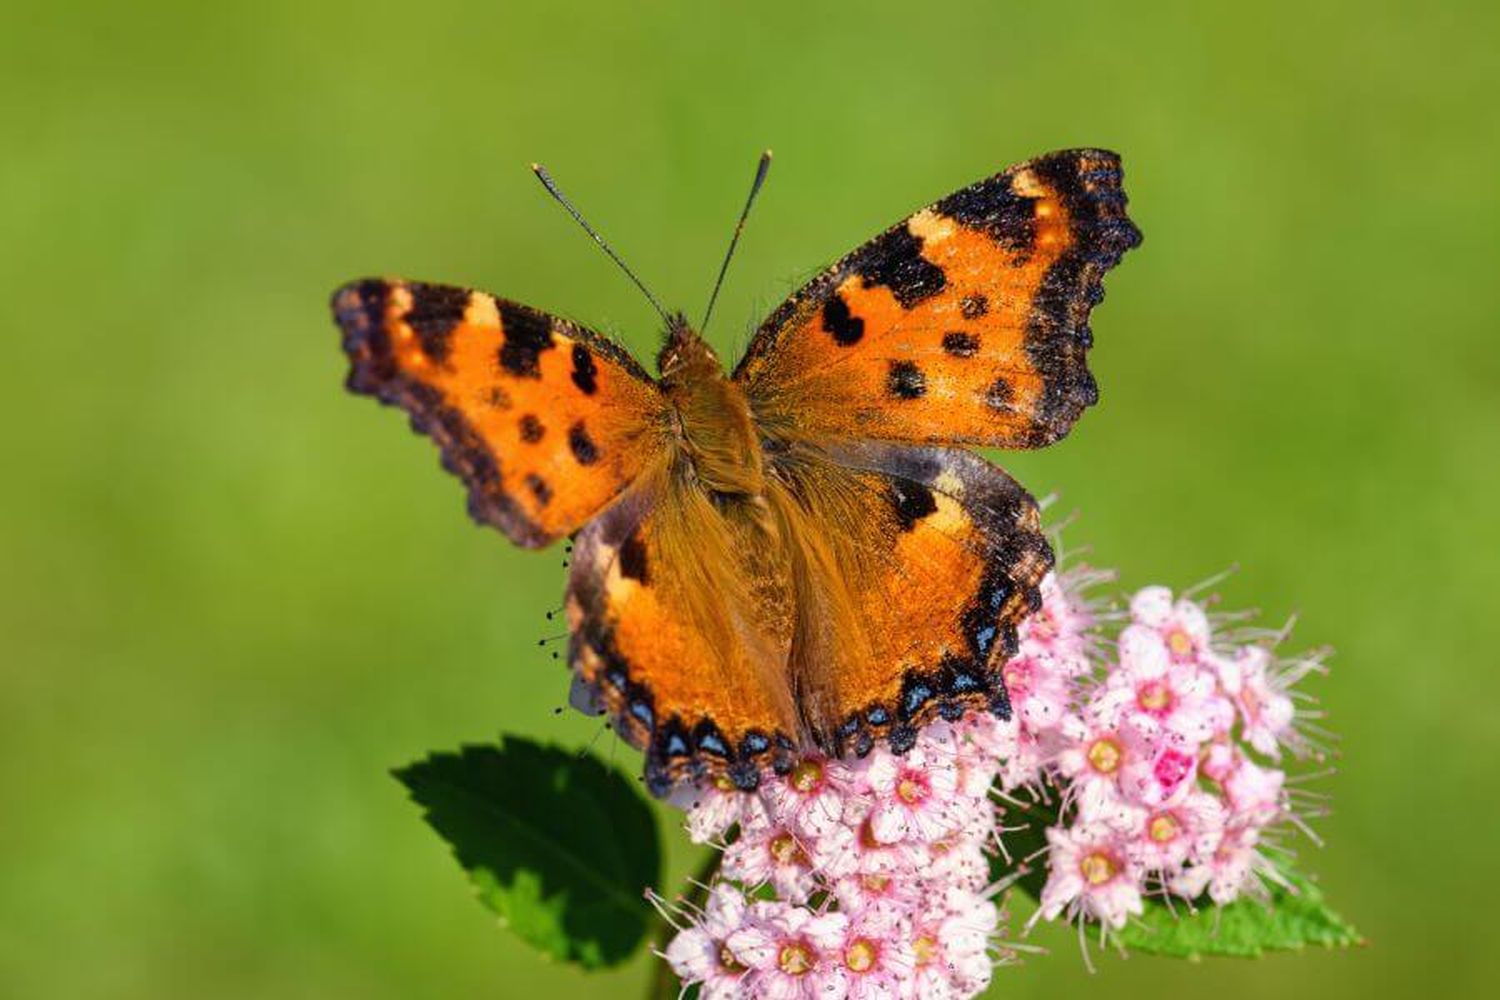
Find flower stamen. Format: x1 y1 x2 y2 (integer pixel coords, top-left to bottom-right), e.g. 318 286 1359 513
777 941 814 976
1086 737 1123 774
1080 850 1118 885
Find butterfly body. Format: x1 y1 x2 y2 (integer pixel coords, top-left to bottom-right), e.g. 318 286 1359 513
334 149 1141 795
657 318 767 502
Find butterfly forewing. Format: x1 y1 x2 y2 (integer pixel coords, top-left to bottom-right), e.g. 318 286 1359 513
333 279 670 547
735 149 1141 449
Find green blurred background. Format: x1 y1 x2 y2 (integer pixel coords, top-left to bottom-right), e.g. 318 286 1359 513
3 0 1496 996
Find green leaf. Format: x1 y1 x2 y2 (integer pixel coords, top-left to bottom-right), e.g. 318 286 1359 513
1115 869 1364 959
394 736 661 969
992 788 1363 960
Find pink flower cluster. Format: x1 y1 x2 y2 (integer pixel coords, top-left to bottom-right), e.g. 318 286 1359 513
656 557 1328 998
661 724 1010 999
1029 581 1326 931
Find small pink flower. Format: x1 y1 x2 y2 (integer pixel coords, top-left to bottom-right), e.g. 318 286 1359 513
1127 789 1227 874
727 900 826 1000
1169 823 1276 905
1215 645 1297 758
762 754 848 839
957 713 1052 792
1001 651 1074 733
1039 821 1145 930
1018 571 1096 676
862 744 964 844
831 856 924 914
924 832 993 893
1128 585 1213 666
1220 752 1286 826
663 883 754 999
669 777 767 845
1200 740 1238 783
1117 727 1200 810
812 810 922 883
1054 713 1151 821
805 904 916 1000
721 821 819 903
912 889 1000 999
1102 624 1233 745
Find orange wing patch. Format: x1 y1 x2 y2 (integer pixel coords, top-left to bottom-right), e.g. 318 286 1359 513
770 443 1051 755
564 476 802 795
736 149 1140 450
333 279 669 547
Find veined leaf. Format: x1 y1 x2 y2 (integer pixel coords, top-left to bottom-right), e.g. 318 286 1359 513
1115 869 1363 958
394 736 660 969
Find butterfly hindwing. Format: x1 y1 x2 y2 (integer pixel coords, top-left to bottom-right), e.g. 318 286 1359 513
769 442 1052 755
564 467 803 795
333 279 669 547
735 149 1141 449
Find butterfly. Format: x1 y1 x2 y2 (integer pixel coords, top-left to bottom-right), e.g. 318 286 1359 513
332 148 1140 796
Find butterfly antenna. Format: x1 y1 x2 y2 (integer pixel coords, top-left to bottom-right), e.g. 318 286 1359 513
530 163 671 325
700 149 772 333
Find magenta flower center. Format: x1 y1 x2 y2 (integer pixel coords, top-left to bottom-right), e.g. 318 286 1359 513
1154 748 1194 789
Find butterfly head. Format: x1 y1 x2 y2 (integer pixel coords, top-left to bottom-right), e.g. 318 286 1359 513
656 314 723 384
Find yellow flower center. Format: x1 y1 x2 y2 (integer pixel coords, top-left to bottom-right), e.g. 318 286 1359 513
1166 628 1195 658
1080 850 1117 885
1138 680 1172 711
845 938 878 973
769 832 805 866
778 942 814 976
896 776 926 804
913 935 939 967
861 874 890 893
1087 737 1123 774
1148 813 1180 842
713 773 737 793
789 758 824 793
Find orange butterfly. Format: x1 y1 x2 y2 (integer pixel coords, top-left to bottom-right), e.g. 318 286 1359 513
332 149 1140 796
